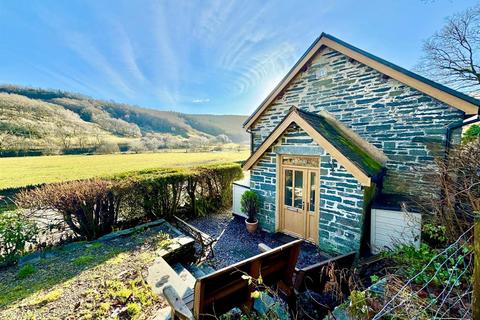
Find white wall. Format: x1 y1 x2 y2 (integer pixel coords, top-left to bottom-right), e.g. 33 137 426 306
370 208 422 254
232 171 250 218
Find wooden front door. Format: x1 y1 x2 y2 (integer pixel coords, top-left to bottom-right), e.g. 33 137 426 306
280 156 319 243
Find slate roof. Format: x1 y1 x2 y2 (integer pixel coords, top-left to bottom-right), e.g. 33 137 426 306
294 108 384 178
244 33 479 128
322 33 480 107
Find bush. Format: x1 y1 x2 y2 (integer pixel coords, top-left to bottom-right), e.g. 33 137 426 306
15 163 243 245
17 263 36 279
118 169 189 220
118 162 243 218
385 243 472 287
241 190 260 222
424 139 480 241
0 211 37 266
16 179 124 240
194 163 243 215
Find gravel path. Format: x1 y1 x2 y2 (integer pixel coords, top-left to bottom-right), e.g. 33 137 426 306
188 214 329 270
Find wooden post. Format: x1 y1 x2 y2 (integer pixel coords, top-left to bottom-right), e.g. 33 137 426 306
473 212 479 320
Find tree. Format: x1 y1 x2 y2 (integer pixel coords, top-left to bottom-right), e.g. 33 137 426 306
215 134 232 144
418 5 480 92
128 140 147 153
96 141 120 154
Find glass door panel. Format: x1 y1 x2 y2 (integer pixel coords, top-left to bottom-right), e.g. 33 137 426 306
309 171 316 212
294 170 304 209
284 169 293 206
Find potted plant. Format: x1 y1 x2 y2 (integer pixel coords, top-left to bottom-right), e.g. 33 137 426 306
241 190 260 233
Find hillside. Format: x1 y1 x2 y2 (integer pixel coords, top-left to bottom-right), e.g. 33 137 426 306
0 85 249 153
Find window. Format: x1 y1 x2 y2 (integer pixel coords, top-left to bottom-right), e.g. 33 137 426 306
284 169 293 206
309 172 316 212
294 170 303 209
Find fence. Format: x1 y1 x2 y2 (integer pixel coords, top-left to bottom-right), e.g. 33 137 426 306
370 225 474 319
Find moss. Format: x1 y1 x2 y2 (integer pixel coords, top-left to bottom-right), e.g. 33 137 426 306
73 255 95 265
32 288 63 305
88 241 103 250
300 110 383 176
126 302 142 319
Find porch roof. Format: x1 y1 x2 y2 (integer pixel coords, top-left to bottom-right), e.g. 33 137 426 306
242 107 385 187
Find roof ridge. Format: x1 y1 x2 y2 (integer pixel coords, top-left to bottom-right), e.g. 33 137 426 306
321 33 480 106
243 33 479 129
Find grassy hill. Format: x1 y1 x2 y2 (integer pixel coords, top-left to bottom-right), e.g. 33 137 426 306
0 85 249 153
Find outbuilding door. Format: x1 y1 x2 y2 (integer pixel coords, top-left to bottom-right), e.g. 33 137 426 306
279 156 319 243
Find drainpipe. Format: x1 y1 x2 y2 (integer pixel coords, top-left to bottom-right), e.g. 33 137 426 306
248 129 254 154
444 113 480 158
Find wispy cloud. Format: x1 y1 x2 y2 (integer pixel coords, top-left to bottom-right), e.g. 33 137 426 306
35 7 136 98
192 98 210 104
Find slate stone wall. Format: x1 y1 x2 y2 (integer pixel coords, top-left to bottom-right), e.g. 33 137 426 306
250 47 464 196
250 125 365 254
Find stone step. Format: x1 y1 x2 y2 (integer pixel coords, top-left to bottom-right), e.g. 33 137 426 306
146 257 194 308
185 263 206 279
197 263 215 276
172 263 197 289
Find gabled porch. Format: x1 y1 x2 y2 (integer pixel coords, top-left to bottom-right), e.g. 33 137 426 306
241 107 386 255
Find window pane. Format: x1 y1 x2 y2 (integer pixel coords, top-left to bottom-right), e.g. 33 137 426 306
309 172 316 212
284 169 293 206
294 170 303 209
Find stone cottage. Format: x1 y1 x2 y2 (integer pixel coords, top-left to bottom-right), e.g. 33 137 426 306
241 33 479 255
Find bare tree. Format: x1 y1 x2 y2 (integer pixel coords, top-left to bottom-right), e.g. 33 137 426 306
417 5 480 92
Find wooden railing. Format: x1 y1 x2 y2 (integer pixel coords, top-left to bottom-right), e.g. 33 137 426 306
293 251 356 293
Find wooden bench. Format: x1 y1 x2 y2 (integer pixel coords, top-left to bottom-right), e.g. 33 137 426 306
173 215 217 260
164 239 302 319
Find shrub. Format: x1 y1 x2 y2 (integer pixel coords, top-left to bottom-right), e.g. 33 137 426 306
424 139 480 241
118 168 190 220
16 179 124 240
241 190 260 222
0 211 37 266
17 263 36 279
195 163 243 215
118 163 242 218
126 302 142 319
385 243 472 287
422 223 447 247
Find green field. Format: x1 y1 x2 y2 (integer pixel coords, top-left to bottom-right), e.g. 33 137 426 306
0 151 249 189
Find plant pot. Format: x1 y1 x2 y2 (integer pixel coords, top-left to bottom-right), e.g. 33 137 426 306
245 218 258 234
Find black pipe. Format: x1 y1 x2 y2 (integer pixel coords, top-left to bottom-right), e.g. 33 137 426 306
444 114 480 158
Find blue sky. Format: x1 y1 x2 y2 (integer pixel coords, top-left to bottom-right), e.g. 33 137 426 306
0 0 477 115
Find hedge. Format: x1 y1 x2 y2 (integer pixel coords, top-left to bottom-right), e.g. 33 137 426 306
14 163 243 245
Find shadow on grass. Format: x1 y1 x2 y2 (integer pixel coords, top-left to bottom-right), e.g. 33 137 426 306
0 224 171 308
